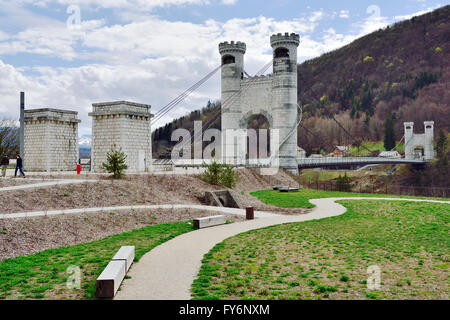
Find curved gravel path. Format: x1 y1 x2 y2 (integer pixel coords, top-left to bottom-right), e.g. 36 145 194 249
1 183 448 300
0 179 98 192
115 197 450 300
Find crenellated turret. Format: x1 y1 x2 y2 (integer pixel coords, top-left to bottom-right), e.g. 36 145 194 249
218 33 301 173
219 41 246 56
271 32 300 174
219 40 247 164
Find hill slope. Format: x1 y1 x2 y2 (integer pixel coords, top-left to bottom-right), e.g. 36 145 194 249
297 5 449 153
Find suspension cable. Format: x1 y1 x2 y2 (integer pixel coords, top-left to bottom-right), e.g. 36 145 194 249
173 59 274 155
152 64 223 125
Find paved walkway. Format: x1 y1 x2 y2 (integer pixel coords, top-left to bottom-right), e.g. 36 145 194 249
0 204 278 219
1 193 448 299
0 179 98 192
114 197 450 300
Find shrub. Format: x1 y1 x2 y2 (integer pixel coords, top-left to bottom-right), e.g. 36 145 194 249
201 160 222 186
340 275 350 282
101 145 128 179
363 56 374 63
201 161 239 189
336 173 351 192
220 164 239 189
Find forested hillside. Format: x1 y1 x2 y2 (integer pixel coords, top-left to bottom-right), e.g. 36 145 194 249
297 5 449 154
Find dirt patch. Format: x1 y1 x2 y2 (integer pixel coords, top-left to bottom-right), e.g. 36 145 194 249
0 208 246 261
0 169 304 216
0 178 37 188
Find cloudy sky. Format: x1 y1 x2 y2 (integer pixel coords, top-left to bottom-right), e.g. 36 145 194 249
0 0 444 136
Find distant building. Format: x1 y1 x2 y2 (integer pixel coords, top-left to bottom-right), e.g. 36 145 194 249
379 151 401 159
309 154 324 159
297 146 306 158
333 146 350 157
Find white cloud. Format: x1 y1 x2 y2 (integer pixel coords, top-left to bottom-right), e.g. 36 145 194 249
221 0 237 5
0 31 9 41
0 13 322 134
339 10 349 19
308 10 324 23
393 5 442 21
15 0 212 11
1 2 437 135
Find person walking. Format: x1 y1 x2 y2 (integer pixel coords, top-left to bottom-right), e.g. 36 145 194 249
1 154 9 177
15 154 25 178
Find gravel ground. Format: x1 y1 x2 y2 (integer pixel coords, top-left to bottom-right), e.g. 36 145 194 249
0 169 304 215
0 174 223 214
0 169 306 260
0 208 246 261
0 178 37 188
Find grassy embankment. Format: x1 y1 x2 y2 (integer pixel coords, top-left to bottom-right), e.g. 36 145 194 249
349 141 405 157
0 222 196 300
192 198 449 300
250 189 449 209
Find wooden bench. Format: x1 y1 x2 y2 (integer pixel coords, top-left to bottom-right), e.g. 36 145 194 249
279 187 300 193
193 215 226 229
96 246 135 298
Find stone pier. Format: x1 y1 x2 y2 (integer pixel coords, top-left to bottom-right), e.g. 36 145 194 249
89 101 153 173
24 108 80 171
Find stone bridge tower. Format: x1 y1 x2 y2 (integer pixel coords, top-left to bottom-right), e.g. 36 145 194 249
219 33 300 174
404 121 435 160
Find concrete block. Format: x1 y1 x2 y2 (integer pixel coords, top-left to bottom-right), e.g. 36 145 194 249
193 215 226 229
96 260 126 298
112 246 135 272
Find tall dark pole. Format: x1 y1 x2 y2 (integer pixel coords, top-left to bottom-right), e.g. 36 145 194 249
20 92 25 158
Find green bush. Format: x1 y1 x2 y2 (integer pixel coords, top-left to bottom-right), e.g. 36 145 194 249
101 145 128 179
336 173 351 192
201 161 239 189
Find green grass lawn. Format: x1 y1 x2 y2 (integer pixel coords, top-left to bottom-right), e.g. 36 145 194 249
349 141 404 157
250 189 450 209
0 221 195 300
192 200 449 300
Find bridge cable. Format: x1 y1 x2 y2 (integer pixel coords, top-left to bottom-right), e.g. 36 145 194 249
173 59 274 156
152 64 224 125
307 85 374 153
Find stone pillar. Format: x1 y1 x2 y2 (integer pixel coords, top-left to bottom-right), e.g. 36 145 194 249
20 92 25 161
271 33 300 175
219 41 246 165
89 101 153 173
423 121 434 160
404 122 414 160
24 109 80 171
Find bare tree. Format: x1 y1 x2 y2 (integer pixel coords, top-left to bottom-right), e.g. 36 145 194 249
0 119 19 156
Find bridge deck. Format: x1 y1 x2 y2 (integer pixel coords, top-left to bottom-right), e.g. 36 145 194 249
297 157 426 168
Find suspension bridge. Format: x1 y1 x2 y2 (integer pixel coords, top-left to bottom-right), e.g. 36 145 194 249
150 34 433 173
